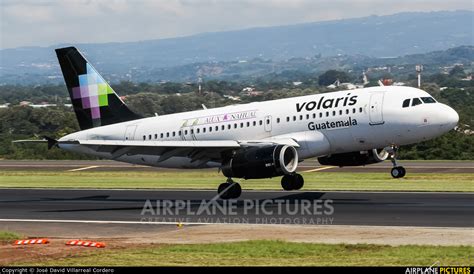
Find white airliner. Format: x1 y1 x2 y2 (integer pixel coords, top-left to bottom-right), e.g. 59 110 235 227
23 47 460 199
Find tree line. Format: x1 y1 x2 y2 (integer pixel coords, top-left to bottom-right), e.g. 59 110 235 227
0 82 472 160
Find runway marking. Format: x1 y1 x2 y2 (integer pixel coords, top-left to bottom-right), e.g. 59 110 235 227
303 166 335 173
0 219 470 230
67 166 100 172
0 165 151 168
0 218 218 226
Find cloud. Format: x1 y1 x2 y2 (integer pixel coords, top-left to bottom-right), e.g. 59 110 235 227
0 0 472 49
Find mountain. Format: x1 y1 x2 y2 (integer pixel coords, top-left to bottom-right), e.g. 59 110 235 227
0 10 472 84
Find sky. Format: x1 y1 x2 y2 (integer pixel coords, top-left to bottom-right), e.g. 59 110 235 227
0 0 472 49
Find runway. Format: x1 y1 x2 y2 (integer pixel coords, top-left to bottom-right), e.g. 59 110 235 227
0 188 472 228
1 159 473 173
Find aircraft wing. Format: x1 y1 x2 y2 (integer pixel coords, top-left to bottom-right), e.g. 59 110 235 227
60 138 300 165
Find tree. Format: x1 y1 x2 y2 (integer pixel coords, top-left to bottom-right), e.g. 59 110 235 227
449 65 466 78
318 70 351 86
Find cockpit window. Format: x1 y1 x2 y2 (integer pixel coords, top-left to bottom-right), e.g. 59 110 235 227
421 97 436 104
402 99 410 108
412 98 422 106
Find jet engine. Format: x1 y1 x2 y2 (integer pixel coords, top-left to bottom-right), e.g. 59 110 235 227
222 145 298 179
318 148 389 167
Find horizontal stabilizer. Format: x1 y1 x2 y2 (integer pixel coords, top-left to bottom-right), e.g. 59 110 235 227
13 136 58 149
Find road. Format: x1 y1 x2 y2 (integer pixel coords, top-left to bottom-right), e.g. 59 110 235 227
0 189 472 228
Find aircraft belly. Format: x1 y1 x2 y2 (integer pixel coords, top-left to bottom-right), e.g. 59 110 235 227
116 155 220 169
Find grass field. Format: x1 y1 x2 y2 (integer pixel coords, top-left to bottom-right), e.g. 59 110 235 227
17 240 473 266
0 230 22 244
0 170 473 192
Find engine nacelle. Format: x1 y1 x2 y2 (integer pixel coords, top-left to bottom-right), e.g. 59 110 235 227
222 145 298 179
318 148 389 167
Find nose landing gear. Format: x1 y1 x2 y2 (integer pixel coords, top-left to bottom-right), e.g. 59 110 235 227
387 145 406 178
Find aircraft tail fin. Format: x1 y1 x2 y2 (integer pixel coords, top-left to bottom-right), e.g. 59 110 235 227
55 46 141 130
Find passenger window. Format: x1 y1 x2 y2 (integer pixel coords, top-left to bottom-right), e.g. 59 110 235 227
312 113 316 119
277 118 280 123
332 111 336 116
203 128 206 133
339 110 343 115
234 124 237 129
412 98 422 106
178 131 181 136
240 123 244 128
359 107 363 113
228 124 231 130
196 128 200 134
346 109 349 114
300 115 303 120
293 116 296 121
246 122 250 127
259 120 263 125
160 133 164 138
215 126 219 131
306 114 310 119
172 132 175 137
352 108 356 114
166 133 169 137
319 113 322 118
143 135 146 140
209 127 212 132
266 119 270 125
326 112 329 117
286 117 290 122
421 97 436 104
222 125 225 130
402 99 410 108
154 134 158 139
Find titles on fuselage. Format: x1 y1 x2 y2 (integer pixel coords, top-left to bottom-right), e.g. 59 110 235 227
296 93 358 112
182 110 257 128
308 117 358 131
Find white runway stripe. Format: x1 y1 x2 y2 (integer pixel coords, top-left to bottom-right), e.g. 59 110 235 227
67 166 100 172
303 166 335 173
0 218 469 230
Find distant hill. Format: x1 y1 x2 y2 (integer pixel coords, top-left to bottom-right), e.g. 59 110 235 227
0 10 472 84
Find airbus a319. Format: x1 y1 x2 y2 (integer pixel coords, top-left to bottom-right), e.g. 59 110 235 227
17 47 459 199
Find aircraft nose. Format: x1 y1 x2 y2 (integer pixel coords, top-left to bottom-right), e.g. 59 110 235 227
442 105 459 129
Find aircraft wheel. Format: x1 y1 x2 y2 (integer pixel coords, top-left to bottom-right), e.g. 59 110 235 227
218 181 241 199
398 166 406 178
281 175 294 191
281 173 304 190
293 173 304 190
391 166 406 178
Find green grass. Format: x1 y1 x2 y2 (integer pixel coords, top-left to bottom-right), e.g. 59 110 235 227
19 241 474 266
0 230 22 244
0 171 472 192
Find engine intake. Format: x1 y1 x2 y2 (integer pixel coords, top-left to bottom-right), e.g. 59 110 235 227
222 145 298 179
318 148 388 167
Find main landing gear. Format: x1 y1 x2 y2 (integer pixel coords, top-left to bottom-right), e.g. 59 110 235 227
388 145 406 179
217 173 305 199
217 178 242 199
281 173 304 191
